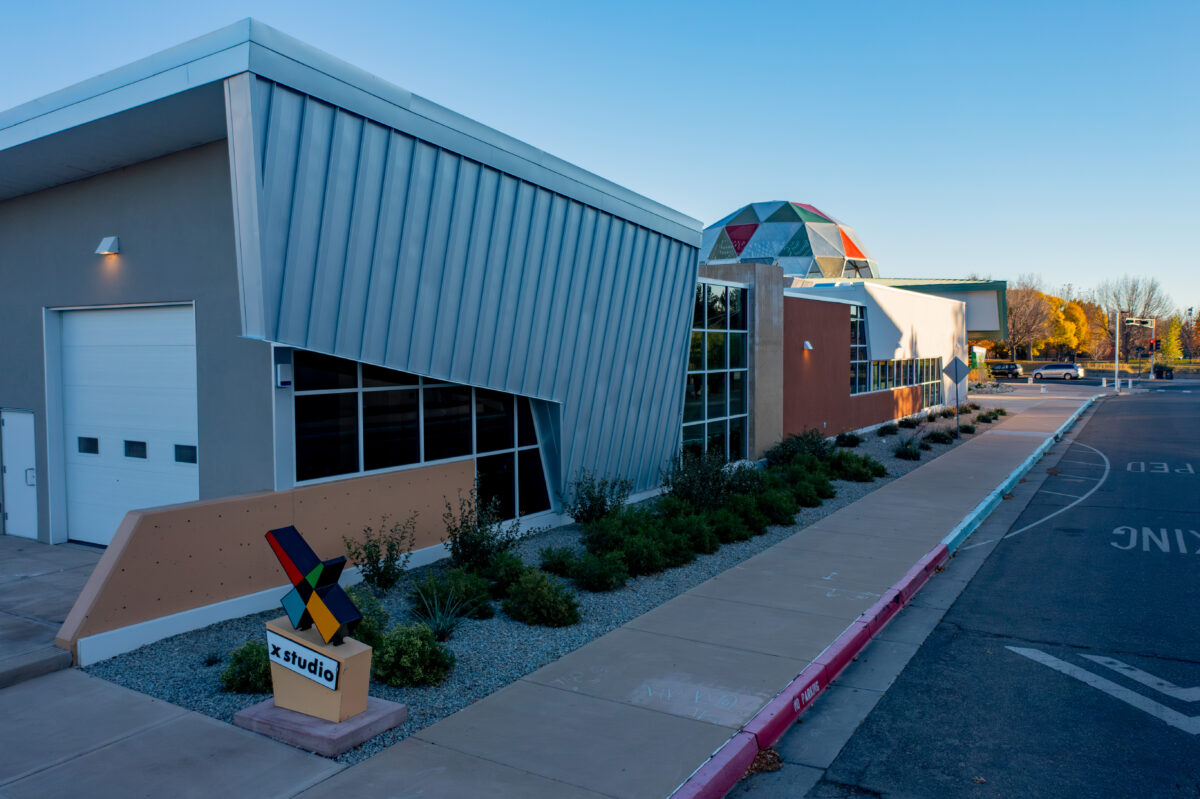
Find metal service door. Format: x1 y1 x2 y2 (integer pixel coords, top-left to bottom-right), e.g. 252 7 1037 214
1 409 38 539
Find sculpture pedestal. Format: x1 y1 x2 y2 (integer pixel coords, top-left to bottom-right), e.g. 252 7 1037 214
264 616 371 723
234 696 407 757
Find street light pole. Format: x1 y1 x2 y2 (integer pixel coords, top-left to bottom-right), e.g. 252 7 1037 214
1114 308 1119 392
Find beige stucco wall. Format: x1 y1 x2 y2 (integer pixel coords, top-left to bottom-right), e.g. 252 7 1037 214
57 460 474 657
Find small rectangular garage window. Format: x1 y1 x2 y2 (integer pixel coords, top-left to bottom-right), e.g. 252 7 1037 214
174 445 198 464
124 440 147 459
78 437 99 454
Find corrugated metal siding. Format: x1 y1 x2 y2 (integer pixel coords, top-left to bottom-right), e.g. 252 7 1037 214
241 77 697 492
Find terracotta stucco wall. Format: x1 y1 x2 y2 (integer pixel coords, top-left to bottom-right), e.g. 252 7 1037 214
57 460 473 655
783 296 922 435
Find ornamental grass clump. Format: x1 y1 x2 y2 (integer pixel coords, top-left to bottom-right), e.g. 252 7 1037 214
897 416 920 429
828 450 887 482
877 423 899 437
835 431 862 448
923 429 955 445
764 429 833 466
373 623 455 686
220 641 271 694
958 423 977 434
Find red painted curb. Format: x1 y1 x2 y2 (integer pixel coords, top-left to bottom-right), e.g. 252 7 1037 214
862 588 904 636
742 662 827 749
896 544 949 603
670 731 759 799
813 619 872 681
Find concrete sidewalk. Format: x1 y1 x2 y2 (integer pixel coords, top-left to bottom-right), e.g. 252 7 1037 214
0 392 1093 799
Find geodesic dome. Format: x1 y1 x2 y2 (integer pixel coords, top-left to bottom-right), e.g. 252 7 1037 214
700 201 878 278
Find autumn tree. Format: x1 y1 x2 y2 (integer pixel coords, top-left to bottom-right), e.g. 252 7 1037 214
1091 277 1174 359
1161 316 1183 361
1006 274 1052 360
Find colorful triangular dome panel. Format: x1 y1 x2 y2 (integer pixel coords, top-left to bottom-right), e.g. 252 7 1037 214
701 202 879 277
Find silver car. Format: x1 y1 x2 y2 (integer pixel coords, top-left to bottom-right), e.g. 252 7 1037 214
1032 362 1085 380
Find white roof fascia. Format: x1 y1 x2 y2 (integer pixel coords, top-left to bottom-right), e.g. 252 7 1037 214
0 19 700 245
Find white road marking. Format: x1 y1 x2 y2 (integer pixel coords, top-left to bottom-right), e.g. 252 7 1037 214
1059 459 1105 467
1184 390 1193 394
1007 646 1200 735
1039 490 1082 499
1004 442 1111 541
1082 655 1200 701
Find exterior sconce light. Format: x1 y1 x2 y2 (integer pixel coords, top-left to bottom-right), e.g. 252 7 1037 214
803 340 813 351
95 236 120 255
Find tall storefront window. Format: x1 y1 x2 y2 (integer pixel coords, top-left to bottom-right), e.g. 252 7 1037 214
683 281 750 460
293 351 550 518
847 308 943 408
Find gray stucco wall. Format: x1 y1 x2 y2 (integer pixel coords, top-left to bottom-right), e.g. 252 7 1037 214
0 141 274 542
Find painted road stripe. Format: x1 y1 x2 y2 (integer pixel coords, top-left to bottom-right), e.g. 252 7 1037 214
1007 647 1200 735
1082 655 1200 701
1039 490 1082 499
1003 441 1110 541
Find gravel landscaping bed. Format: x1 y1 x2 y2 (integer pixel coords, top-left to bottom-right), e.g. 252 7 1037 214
84 411 990 765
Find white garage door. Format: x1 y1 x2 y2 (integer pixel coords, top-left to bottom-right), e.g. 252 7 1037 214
62 306 199 545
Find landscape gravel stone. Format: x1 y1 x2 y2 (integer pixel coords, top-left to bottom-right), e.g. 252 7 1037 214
84 413 984 765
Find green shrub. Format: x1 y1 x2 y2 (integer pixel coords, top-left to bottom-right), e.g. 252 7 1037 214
959 423 977 434
757 489 798 525
407 568 492 630
764 430 833 466
996 407 1008 416
220 641 272 694
657 530 697 568
539 546 579 578
661 512 718 554
663 449 730 511
919 441 932 450
572 551 629 592
563 469 632 524
655 495 696 519
877 423 899 436
483 551 529 599
347 583 391 649
975 413 993 424
897 417 919 429
724 492 768 535
812 474 837 498
581 513 631 555
620 535 669 575
940 408 957 419
958 404 972 414
923 429 954 445
707 507 755 542
502 571 580 627
968 402 981 410
726 465 767 497
343 513 417 594
894 442 922 460
793 480 822 508
373 623 455 686
442 488 519 574
829 451 887 481
835 431 862 448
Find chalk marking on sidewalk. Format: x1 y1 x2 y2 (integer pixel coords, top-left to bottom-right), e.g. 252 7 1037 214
1007 647 1200 735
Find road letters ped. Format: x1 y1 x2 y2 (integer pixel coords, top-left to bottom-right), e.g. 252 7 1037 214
266 629 340 690
1126 461 1195 473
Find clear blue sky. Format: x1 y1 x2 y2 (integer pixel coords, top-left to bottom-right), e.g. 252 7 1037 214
3 1 1197 311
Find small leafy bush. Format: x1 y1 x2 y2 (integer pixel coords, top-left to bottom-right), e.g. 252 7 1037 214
707 507 755 542
347 583 391 649
373 623 455 686
572 551 629 592
563 469 632 524
958 404 973 413
793 480 822 508
897 417 919 429
923 429 954 445
894 441 922 460
220 641 272 694
343 513 417 594
940 408 957 419
621 535 669 576
724 493 768 536
996 407 1008 416
443 488 519 574
765 430 833 466
483 551 529 599
663 513 720 555
539 546 579 578
877 423 899 436
959 423 977 434
502 571 581 627
581 513 632 555
835 432 862 448
975 413 993 424
757 489 799 525
664 449 731 511
968 402 981 410
726 464 767 497
829 451 887 482
920 441 932 450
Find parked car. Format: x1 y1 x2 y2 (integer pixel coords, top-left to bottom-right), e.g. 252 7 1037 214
989 362 1023 378
1032 363 1085 380
1154 364 1175 380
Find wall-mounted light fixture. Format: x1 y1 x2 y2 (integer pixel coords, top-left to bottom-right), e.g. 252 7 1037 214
95 236 120 255
803 340 813 351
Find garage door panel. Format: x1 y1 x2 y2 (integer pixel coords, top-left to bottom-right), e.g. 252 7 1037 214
62 345 198 392
61 306 199 546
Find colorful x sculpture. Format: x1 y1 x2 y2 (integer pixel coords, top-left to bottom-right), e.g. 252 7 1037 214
266 526 362 645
